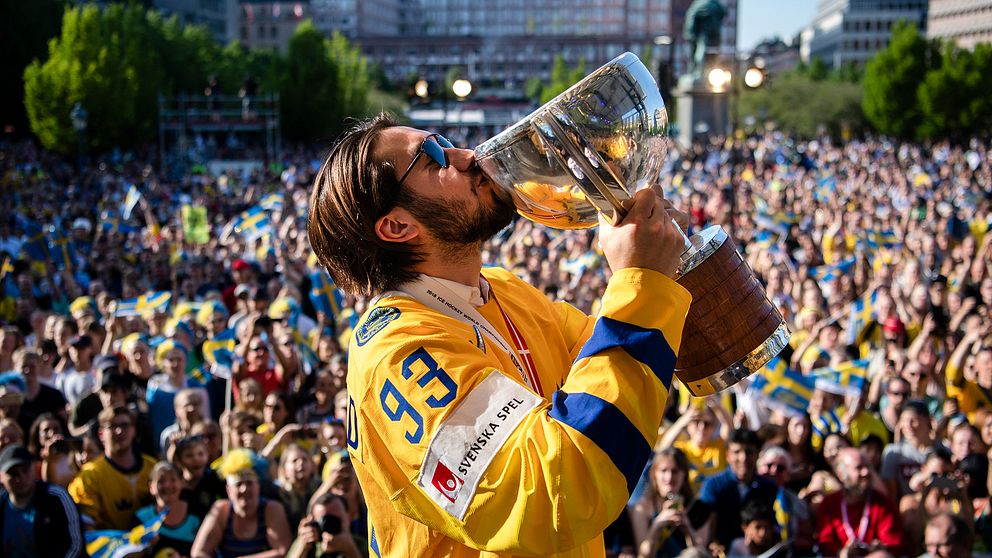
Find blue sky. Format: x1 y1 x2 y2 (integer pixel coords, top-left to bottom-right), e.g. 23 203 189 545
737 0 819 50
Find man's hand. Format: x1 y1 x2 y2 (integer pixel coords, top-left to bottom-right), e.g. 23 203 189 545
296 517 320 549
599 189 684 278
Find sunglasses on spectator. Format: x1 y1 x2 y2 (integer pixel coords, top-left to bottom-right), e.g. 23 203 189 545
249 344 268 352
397 133 455 186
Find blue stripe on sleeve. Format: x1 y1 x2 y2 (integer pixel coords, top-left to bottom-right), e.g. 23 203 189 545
575 317 676 388
370 525 381 557
549 391 652 494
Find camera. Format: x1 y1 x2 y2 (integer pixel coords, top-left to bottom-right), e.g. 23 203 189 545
310 514 343 536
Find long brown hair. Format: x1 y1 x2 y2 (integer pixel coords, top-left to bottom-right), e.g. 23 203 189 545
307 114 424 296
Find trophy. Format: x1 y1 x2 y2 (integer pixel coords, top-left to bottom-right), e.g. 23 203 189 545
475 52 789 396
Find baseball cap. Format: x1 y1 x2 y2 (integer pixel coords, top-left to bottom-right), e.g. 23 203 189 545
234 283 251 299
93 354 120 374
0 445 33 473
0 385 24 407
883 316 906 334
69 335 93 349
71 217 93 232
232 259 251 272
100 371 129 392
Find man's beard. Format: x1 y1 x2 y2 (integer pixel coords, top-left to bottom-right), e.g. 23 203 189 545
401 186 516 254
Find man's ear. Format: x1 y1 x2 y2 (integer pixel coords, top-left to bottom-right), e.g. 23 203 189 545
374 207 420 244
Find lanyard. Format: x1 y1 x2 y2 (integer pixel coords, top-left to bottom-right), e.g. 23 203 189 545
386 275 540 394
491 291 543 396
841 492 871 543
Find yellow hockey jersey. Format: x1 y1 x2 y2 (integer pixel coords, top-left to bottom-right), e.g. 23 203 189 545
68 453 157 530
346 267 691 557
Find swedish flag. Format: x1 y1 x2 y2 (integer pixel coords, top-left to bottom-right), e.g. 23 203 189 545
122 184 142 220
812 359 869 397
0 256 12 286
137 291 172 315
85 509 167 558
309 268 343 318
46 228 75 271
101 219 140 235
232 206 272 242
258 193 284 212
113 297 141 317
774 488 792 542
749 356 815 417
810 256 856 286
846 290 878 344
203 328 237 370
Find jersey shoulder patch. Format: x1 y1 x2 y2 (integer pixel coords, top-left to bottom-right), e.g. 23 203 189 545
356 306 401 346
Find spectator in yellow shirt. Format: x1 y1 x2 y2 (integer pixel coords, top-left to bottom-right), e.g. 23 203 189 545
659 402 732 490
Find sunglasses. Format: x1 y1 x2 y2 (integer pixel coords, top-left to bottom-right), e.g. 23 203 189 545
397 133 454 186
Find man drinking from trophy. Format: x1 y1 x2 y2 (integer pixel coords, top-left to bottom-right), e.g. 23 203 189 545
307 114 691 557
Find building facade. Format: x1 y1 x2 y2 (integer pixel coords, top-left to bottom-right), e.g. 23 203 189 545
927 0 992 48
155 0 240 43
802 0 928 68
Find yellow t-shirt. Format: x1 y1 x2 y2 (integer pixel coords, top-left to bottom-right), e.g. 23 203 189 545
947 362 992 421
673 438 727 490
68 454 157 530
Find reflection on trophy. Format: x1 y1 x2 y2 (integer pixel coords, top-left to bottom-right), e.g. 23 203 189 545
475 52 790 396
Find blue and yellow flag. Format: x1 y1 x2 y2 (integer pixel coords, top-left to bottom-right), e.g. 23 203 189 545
774 488 792 541
85 509 167 558
846 290 878 344
122 184 142 220
139 291 172 315
0 256 13 287
309 268 344 318
46 227 75 271
101 219 140 235
749 356 816 417
203 328 237 371
231 206 272 242
258 193 284 212
812 359 869 397
810 256 856 286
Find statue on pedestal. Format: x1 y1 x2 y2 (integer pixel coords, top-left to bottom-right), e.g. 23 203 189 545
683 0 726 81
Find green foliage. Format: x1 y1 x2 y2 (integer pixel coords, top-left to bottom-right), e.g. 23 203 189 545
328 31 370 124
523 77 544 102
738 70 866 138
916 42 992 139
0 0 67 135
23 3 165 153
540 55 586 104
279 20 339 142
862 22 936 139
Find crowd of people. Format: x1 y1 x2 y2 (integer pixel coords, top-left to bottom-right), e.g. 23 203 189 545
0 126 989 558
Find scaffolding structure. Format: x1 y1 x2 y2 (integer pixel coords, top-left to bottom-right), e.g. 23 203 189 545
158 93 281 174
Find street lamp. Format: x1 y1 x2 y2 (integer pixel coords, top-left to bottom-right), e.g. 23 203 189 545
414 79 430 100
70 102 87 170
706 67 732 93
451 79 472 99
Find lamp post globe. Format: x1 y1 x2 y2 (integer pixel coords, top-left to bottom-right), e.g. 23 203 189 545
414 79 430 99
452 79 472 99
744 67 765 89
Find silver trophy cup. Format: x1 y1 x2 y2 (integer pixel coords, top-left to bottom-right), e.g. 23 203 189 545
475 52 789 396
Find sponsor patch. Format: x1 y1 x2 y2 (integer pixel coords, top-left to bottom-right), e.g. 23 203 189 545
416 371 541 520
356 306 401 346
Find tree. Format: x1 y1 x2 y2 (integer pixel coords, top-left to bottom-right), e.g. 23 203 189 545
279 20 339 142
23 3 166 153
917 41 992 139
328 31 370 127
540 55 586 104
862 22 936 139
0 0 68 136
738 69 865 138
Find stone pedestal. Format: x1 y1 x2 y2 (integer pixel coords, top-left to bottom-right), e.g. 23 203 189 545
674 77 729 148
